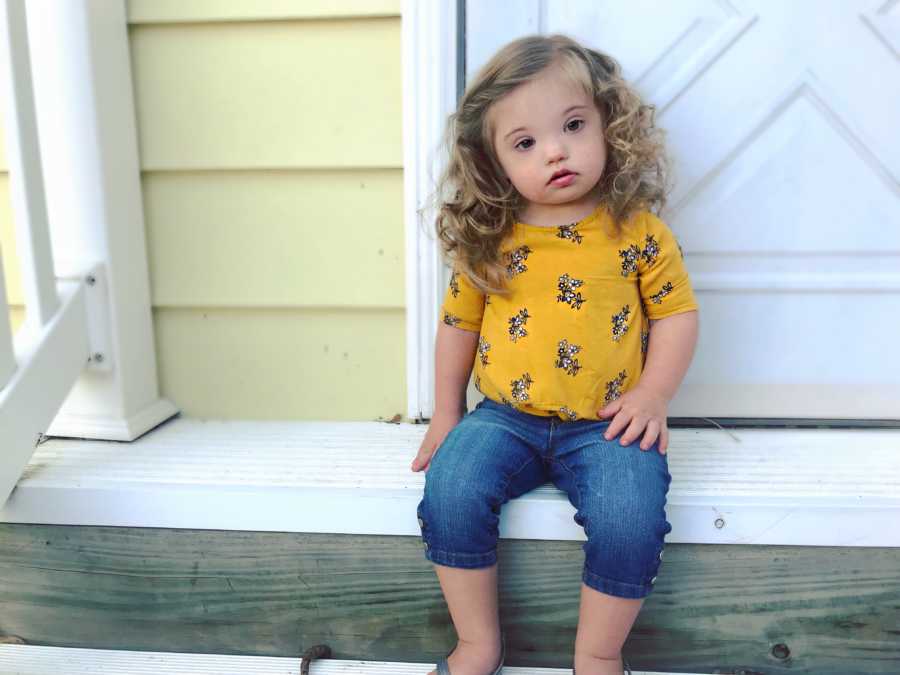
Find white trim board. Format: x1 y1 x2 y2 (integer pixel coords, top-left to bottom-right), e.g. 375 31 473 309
1 418 898 547
0 644 707 675
401 0 459 421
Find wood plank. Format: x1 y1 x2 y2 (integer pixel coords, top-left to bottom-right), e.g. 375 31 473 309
151 309 405 421
142 169 403 309
0 524 897 673
0 175 22 299
128 19 401 170
6 169 406 308
4 304 24 336
127 0 400 24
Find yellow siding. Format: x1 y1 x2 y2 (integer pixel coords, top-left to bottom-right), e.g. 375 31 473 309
0 109 7 171
2 6 408 421
128 18 401 169
155 308 405 420
127 0 400 24
7 305 24 334
144 170 403 308
0 175 24 333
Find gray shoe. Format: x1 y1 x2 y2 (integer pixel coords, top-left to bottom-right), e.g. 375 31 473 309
573 654 632 675
436 633 505 675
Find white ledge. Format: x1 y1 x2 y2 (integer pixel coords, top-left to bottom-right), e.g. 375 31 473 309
1 417 898 546
0 644 703 675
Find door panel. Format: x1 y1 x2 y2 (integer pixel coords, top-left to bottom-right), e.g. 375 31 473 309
466 0 900 419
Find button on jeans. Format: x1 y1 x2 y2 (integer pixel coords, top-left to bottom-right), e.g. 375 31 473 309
416 396 672 599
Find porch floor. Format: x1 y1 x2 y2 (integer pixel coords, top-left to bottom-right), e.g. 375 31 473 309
1 415 898 546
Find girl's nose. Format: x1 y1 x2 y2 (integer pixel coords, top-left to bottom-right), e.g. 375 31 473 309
546 143 567 164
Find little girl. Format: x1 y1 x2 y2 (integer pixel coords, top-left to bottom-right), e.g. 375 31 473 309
410 33 699 675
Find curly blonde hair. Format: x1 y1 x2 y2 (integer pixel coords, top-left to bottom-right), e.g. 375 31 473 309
421 33 672 297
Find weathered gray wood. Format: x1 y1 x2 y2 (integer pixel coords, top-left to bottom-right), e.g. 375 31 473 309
0 524 898 673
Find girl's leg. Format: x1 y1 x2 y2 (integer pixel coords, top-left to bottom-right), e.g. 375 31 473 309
417 400 549 675
426 563 503 675
547 419 673 675
573 586 642 674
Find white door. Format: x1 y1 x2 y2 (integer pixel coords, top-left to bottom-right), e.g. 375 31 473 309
465 0 900 420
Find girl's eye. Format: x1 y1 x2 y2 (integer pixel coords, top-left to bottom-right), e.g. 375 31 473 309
515 138 534 151
515 119 586 150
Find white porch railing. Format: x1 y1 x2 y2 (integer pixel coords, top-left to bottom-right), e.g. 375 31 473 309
0 0 177 509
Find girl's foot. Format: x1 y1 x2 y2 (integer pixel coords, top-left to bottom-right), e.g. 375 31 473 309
427 637 503 675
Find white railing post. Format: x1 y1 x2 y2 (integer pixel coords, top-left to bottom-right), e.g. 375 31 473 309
23 0 177 440
0 0 57 337
0 0 94 509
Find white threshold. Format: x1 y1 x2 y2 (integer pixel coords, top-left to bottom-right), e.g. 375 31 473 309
0 643 710 675
0 417 898 547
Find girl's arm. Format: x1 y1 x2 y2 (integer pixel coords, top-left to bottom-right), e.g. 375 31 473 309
641 311 699 402
434 321 480 417
410 322 479 472
598 310 699 453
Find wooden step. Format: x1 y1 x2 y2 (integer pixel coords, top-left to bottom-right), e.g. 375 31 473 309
2 417 898 546
1 419 897 672
0 644 708 674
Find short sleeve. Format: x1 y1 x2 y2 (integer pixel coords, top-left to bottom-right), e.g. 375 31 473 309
440 267 485 333
637 212 699 320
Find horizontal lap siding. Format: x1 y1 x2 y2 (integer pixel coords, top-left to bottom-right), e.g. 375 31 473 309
0 177 24 334
144 171 402 307
126 0 400 24
127 19 401 170
2 5 406 420
154 308 404 420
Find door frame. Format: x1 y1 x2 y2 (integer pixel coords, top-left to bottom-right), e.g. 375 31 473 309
401 0 464 421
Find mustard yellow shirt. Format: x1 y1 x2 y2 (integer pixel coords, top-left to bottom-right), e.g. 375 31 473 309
440 204 699 421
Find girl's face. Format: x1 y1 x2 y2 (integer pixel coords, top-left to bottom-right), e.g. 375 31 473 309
488 62 608 224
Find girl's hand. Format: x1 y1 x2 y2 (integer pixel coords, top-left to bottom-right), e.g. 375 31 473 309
597 385 669 454
410 409 463 473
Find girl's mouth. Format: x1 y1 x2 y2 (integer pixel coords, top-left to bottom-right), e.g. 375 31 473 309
549 171 576 187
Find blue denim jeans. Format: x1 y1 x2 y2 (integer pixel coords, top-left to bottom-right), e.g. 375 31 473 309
416 396 672 599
